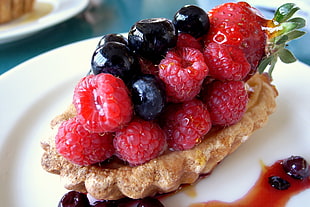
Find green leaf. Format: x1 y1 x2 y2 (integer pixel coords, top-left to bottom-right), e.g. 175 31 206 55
278 48 297 63
280 21 300 35
275 35 288 45
288 17 306 29
286 30 306 41
258 55 273 74
275 30 306 45
268 59 277 77
274 3 300 23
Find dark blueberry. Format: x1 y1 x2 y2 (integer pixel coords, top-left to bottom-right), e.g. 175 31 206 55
93 197 134 207
58 191 90 207
268 176 291 190
91 42 140 83
128 18 177 63
282 156 310 180
93 200 117 207
137 197 165 207
173 5 210 38
97 33 128 48
130 74 166 120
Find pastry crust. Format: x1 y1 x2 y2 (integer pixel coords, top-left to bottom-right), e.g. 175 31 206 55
41 73 278 200
0 0 35 24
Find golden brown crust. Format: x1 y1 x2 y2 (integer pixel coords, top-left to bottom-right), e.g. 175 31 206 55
0 0 35 24
41 73 278 200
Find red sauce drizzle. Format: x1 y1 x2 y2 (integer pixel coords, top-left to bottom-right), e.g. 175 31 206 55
190 160 310 207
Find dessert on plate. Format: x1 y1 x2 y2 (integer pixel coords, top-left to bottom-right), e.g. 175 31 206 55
0 0 35 24
40 2 306 205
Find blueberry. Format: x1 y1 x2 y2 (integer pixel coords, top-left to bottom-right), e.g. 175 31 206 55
268 176 291 190
58 191 90 207
173 5 210 38
282 156 310 180
137 197 165 207
97 33 128 48
93 200 117 207
128 18 177 63
93 197 134 207
131 74 166 120
91 42 140 83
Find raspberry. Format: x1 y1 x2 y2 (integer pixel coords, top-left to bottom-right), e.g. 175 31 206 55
113 119 166 166
203 80 248 126
203 42 251 81
176 33 203 51
73 73 133 133
158 47 208 103
161 99 212 151
55 118 114 166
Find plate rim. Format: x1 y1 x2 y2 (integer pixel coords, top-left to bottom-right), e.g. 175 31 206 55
0 0 89 44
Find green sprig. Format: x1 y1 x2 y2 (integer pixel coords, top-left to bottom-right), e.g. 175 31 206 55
258 3 306 77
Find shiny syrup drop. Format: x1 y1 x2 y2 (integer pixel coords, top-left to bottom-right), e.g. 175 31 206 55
190 159 310 207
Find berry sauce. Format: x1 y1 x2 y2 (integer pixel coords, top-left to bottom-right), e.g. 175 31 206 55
190 159 310 207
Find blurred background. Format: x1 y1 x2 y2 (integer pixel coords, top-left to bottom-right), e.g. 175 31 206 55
0 0 309 74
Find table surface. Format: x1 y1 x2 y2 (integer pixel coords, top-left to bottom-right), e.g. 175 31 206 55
1 0 309 75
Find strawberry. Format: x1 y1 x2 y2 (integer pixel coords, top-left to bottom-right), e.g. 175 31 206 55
203 2 266 77
204 2 306 78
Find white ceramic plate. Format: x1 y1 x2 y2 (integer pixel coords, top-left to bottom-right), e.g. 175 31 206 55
0 0 88 44
0 37 310 207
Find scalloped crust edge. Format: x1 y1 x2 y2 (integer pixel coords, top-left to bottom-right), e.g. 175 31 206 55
41 73 278 200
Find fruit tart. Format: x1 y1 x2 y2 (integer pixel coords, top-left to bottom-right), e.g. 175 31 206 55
40 2 306 203
0 0 35 24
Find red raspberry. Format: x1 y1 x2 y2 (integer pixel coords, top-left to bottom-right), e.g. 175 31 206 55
203 80 248 126
203 42 251 81
113 119 166 166
162 99 212 151
55 118 114 166
176 33 203 51
73 73 133 133
159 47 208 103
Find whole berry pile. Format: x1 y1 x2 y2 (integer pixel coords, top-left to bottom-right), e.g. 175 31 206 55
55 2 305 167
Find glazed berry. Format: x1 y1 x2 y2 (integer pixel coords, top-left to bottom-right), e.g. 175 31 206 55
55 117 115 166
176 33 203 51
203 80 248 126
91 42 140 83
128 18 177 63
58 191 90 207
73 73 133 133
268 176 291 190
131 74 166 120
203 43 251 81
159 47 208 103
93 200 118 207
173 5 210 38
114 119 166 166
162 99 212 151
97 33 128 48
282 156 310 180
137 197 165 207
204 2 266 74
